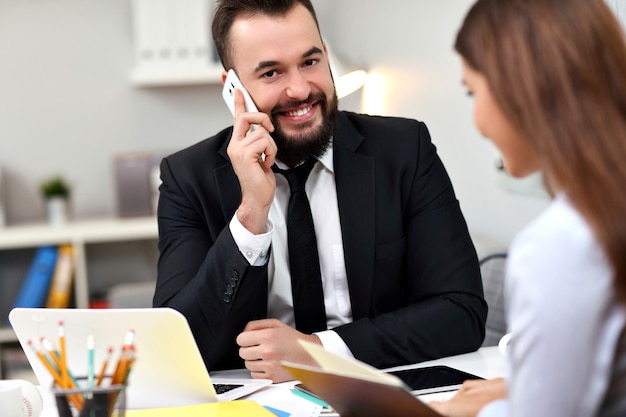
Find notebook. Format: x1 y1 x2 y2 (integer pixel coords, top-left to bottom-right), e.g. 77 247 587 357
8 307 271 409
281 341 448 417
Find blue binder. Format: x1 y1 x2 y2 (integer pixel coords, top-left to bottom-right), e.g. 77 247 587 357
12 246 59 308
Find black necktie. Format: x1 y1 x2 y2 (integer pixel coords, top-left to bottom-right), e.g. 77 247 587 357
273 160 327 333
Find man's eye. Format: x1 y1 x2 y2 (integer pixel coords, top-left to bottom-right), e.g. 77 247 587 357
263 70 278 78
303 59 318 67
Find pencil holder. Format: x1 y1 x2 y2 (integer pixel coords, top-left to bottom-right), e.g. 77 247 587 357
52 378 126 417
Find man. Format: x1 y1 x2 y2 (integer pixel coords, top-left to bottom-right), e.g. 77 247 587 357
154 0 486 382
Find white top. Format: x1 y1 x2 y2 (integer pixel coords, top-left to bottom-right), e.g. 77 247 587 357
229 145 355 357
479 194 626 417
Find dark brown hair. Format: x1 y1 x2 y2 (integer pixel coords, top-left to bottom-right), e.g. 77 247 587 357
211 0 321 71
455 0 626 301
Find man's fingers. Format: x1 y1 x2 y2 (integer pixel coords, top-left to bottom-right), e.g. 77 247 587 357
233 89 246 118
243 318 282 331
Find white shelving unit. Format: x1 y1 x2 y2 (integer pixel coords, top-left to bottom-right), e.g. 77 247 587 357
130 0 223 87
0 217 158 345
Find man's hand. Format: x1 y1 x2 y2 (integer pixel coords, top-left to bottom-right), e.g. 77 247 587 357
429 378 507 417
227 89 277 235
236 319 322 382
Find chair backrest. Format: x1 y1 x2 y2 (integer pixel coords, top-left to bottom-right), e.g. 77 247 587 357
479 252 508 346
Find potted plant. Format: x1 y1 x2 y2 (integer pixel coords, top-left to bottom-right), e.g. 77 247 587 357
41 176 71 226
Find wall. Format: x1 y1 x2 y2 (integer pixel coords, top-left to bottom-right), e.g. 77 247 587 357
2 0 587 250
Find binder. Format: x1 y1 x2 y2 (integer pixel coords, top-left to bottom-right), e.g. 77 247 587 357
45 244 75 308
12 246 59 308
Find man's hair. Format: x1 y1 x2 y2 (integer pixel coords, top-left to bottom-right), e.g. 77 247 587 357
212 0 321 71
456 0 626 301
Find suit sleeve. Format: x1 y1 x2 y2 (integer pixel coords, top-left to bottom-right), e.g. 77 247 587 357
335 121 487 368
153 156 267 370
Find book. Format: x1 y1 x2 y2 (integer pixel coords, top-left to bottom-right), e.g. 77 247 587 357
125 400 277 417
45 244 75 308
281 341 445 417
12 246 59 308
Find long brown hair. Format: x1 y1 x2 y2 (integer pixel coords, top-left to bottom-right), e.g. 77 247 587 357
455 0 626 301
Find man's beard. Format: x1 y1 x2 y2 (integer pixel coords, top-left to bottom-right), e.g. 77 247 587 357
271 90 338 168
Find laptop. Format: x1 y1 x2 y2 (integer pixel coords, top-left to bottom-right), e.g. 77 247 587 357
8 308 271 409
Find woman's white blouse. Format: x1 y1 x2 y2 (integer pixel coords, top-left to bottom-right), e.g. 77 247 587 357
479 193 626 417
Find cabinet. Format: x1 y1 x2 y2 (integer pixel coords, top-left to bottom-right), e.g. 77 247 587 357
0 216 158 376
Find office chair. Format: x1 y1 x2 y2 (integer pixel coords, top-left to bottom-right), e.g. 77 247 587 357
480 252 508 346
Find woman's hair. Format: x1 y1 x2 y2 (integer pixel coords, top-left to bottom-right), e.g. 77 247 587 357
211 0 321 71
455 0 626 301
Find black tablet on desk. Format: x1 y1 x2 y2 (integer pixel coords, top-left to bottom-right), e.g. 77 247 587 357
388 365 484 395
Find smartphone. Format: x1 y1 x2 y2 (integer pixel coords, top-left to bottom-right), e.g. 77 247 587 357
387 365 483 395
222 69 259 116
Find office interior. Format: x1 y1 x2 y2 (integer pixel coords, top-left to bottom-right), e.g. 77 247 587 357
0 0 624 381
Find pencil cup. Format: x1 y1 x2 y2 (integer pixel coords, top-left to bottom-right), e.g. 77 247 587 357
52 378 126 417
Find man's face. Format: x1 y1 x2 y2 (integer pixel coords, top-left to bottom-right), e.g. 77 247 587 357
228 4 338 167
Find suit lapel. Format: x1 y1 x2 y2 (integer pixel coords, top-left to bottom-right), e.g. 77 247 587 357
215 132 242 221
333 114 375 319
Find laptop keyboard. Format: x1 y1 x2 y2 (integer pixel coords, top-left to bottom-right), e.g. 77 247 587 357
213 383 244 394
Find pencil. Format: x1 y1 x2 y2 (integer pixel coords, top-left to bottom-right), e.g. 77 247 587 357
122 345 137 384
96 346 113 387
58 321 70 388
29 339 63 385
29 339 83 410
40 337 63 380
40 337 80 389
111 330 135 385
87 335 95 388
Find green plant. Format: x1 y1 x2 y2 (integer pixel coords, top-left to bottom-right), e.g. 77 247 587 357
41 176 70 199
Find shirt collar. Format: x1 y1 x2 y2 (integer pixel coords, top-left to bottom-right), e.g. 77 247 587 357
274 137 334 173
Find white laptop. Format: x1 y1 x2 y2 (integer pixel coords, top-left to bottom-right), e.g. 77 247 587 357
8 307 271 409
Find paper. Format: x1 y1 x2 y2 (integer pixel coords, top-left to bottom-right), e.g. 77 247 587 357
294 340 403 386
126 400 277 417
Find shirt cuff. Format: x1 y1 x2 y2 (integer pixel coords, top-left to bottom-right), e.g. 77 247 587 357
314 330 355 359
229 212 273 266
477 399 508 417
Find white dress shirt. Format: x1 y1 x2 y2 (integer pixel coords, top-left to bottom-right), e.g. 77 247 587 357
479 193 626 417
229 145 355 357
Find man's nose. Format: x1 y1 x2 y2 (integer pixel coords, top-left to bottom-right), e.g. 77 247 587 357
285 71 311 100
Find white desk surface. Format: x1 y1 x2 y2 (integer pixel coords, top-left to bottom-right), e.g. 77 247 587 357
40 346 504 416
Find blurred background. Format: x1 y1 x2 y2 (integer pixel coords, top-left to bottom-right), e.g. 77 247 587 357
1 0 625 380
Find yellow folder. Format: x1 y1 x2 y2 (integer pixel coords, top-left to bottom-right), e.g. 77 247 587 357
45 244 75 308
126 400 277 417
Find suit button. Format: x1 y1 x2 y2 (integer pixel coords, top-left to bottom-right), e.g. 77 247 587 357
226 285 234 295
223 293 232 303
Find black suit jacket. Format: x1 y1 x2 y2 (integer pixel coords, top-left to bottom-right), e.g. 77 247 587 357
154 111 486 371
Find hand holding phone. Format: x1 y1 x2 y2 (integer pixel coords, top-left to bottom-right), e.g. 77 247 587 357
223 69 259 117
222 69 272 162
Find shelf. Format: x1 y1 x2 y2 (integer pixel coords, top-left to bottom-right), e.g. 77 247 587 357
0 216 159 377
130 64 223 87
0 327 16 343
0 216 158 250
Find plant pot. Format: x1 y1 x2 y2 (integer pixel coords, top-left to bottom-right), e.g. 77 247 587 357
46 197 70 226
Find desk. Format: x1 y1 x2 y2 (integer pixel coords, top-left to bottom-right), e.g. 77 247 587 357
215 346 505 415
39 347 504 416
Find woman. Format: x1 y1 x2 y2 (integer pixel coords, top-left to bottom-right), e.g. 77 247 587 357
432 0 626 416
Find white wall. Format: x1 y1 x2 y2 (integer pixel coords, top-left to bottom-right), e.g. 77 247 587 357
0 0 557 248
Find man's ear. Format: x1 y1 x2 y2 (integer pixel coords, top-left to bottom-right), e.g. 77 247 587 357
221 70 229 85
